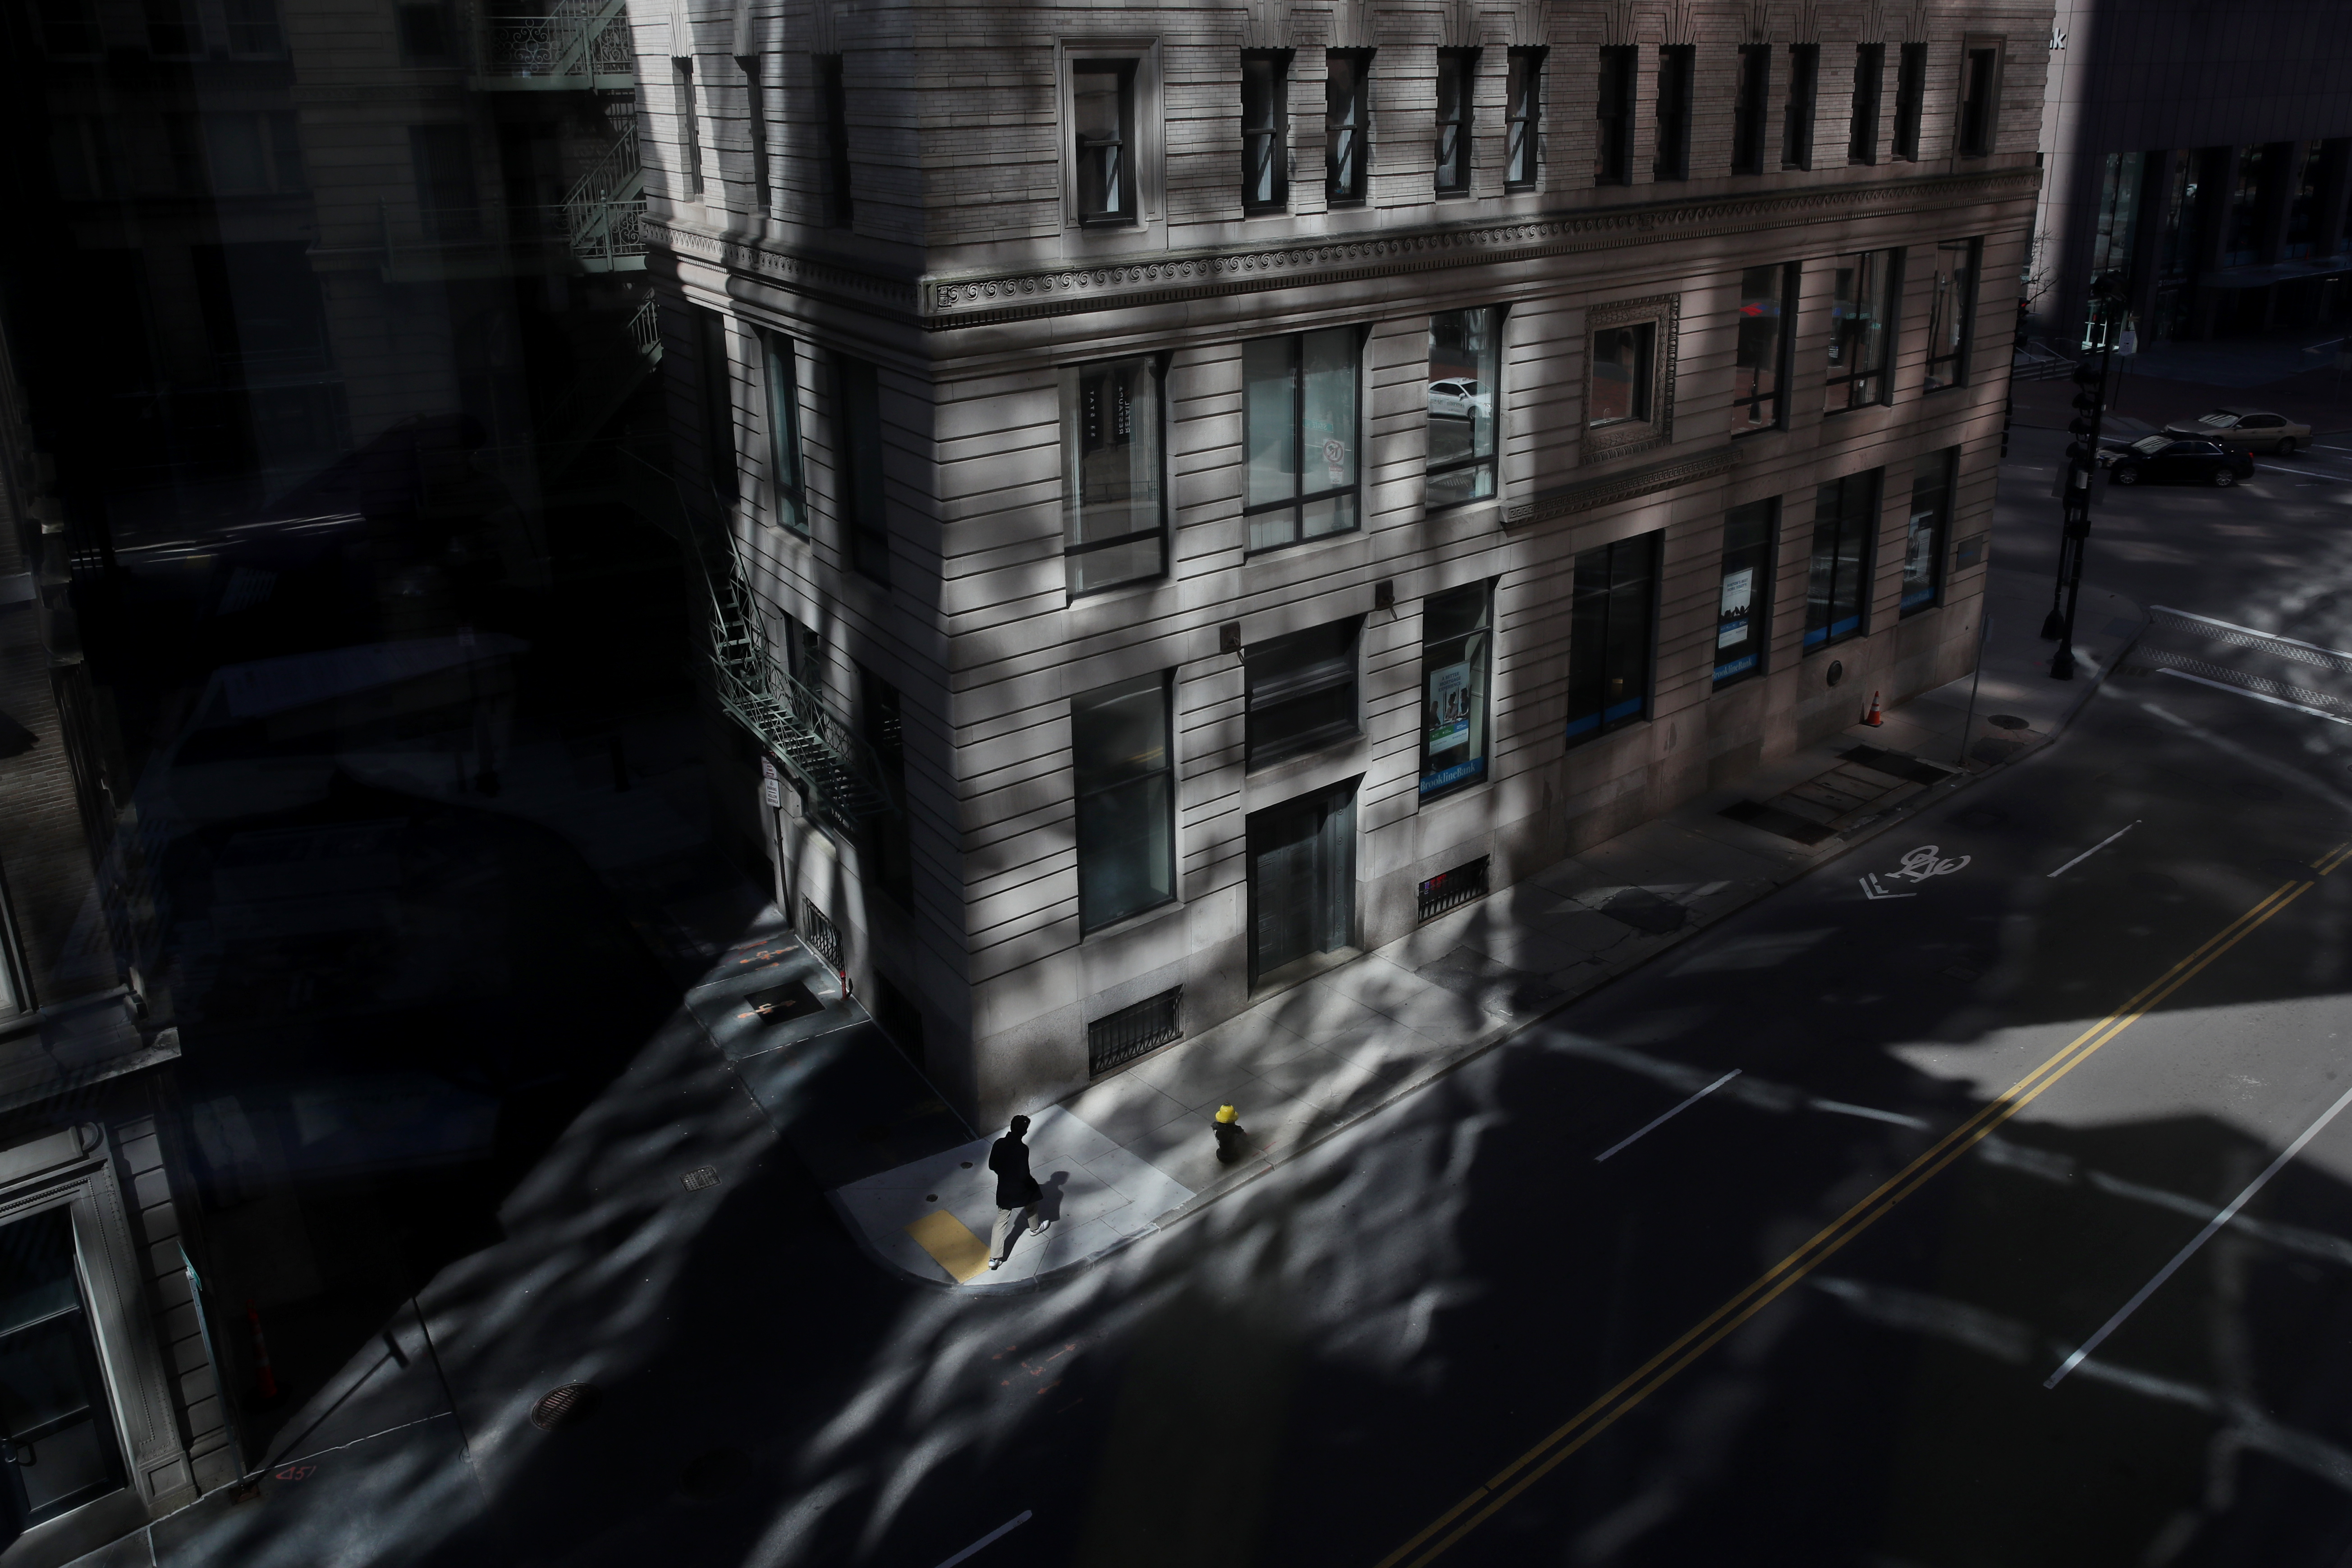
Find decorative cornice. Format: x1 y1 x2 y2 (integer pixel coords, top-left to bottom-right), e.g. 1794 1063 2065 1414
917 166 2039 331
648 165 2040 334
1506 444 1736 528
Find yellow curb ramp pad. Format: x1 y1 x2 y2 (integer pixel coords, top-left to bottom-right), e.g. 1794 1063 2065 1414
904 1209 991 1283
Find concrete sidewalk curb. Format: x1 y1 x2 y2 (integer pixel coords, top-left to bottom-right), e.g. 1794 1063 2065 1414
853 599 2150 1299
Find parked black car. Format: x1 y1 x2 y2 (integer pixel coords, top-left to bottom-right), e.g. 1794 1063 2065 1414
2100 435 2256 488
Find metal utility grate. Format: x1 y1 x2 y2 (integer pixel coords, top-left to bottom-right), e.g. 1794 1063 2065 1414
530 1383 600 1431
799 899 842 972
1087 986 1182 1077
1417 857 1490 921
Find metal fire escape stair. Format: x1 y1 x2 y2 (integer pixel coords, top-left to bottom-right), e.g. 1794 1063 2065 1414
560 128 645 271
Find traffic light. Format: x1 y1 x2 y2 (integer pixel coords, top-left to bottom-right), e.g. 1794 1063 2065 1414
2015 300 2032 353
2072 361 2102 388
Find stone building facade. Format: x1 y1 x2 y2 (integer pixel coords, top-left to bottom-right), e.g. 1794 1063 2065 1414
637 0 2051 1127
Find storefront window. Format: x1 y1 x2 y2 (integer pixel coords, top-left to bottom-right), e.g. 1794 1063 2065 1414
1243 328 1360 551
1064 355 1166 594
1419 584 1491 796
1565 532 1658 743
1825 250 1896 411
1714 500 1775 686
1805 469 1878 648
1903 449 1956 615
1426 307 1499 506
1734 263 1795 432
1073 671 1175 931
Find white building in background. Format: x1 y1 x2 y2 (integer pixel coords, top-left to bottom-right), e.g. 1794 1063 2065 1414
636 0 2049 1126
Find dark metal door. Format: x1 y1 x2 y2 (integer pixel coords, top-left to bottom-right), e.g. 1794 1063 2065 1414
1247 782 1356 981
0 1209 125 1538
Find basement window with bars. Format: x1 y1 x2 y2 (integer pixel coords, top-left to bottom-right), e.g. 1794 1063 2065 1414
1088 986 1182 1076
1417 857 1490 920
798 899 842 971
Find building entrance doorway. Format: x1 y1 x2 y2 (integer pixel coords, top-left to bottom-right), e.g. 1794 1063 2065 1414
1247 780 1357 983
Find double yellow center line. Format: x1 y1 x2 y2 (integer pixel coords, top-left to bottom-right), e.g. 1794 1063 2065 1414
1378 848 2347 1568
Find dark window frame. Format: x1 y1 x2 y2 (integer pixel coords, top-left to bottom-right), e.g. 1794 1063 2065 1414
1734 261 1798 435
1243 326 1363 553
1241 50 1290 213
1654 44 1693 181
1732 45 1770 175
697 307 737 502
761 330 804 534
858 665 911 905
675 57 705 198
818 54 853 225
1418 582 1494 797
394 0 453 63
1825 248 1900 412
1073 670 1178 933
1957 41 2000 157
1435 47 1477 196
1426 305 1502 507
1326 49 1373 205
1245 619 1365 769
1804 468 1878 651
1901 447 1958 617
1924 236 1981 392
1713 498 1777 688
1781 42 1819 170
834 353 890 586
1849 42 1884 164
1064 353 1170 596
1504 47 1545 188
1073 57 1139 226
1892 41 1926 161
1595 44 1635 186
1564 532 1660 745
740 55 771 213
1588 321 1655 427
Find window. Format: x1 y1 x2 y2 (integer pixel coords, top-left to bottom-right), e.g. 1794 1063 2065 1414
36 0 102 55
676 59 705 198
743 57 771 213
1595 46 1634 186
1805 469 1877 650
860 667 911 904
819 55 852 225
762 332 804 533
144 0 199 54
1073 672 1176 931
225 0 281 54
1419 583 1491 796
1903 449 1956 615
835 355 889 584
1064 355 1166 594
1782 44 1818 170
1089 986 1182 1075
1849 43 1883 163
1243 328 1359 551
408 123 479 237
1435 50 1476 196
1242 51 1289 212
1892 42 1926 161
2224 145 2265 267
1073 60 1137 225
396 0 452 60
1565 532 1658 743
697 308 737 501
1326 51 1372 204
1505 48 1544 188
1246 619 1362 768
783 612 822 694
205 112 304 192
0 1210 126 1530
1732 46 1770 175
1734 262 1796 433
1924 238 1979 391
1427 307 1499 506
1958 44 1999 157
1714 500 1775 686
2090 151 2145 275
1589 322 1653 426
2285 141 2331 258
1825 250 1897 411
1654 45 1693 181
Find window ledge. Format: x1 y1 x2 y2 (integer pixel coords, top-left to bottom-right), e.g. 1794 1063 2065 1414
1080 893 1184 944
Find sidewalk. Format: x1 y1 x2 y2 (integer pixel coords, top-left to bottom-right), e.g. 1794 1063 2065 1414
798 563 2144 1293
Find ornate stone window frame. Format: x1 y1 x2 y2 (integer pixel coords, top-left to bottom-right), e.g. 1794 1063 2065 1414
1582 293 1679 466
1055 38 1166 235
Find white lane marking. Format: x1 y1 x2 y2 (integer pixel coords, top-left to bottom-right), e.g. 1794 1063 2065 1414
1807 1098 1932 1129
1595 1070 1742 1162
1859 874 1916 901
2149 605 2352 664
2047 821 2142 879
933 1512 1033 1568
2155 667 2352 726
2047 1079 2352 1389
2138 702 2352 817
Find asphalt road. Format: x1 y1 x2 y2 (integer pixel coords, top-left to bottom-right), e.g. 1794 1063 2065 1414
378 419 2352 1568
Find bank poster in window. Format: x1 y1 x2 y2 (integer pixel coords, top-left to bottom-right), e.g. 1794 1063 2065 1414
1426 662 1471 751
1717 566 1753 647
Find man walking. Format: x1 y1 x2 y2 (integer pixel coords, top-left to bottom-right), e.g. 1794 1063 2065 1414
987 1114 1045 1270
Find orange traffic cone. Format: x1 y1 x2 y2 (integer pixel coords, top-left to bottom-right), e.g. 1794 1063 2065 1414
1862 691 1884 727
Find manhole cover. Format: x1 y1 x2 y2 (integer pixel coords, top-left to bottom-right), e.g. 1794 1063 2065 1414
1953 806 2008 829
681 1166 720 1192
1599 888 1687 935
1986 715 2031 731
2126 871 2180 894
530 1383 599 1431
679 1447 751 1504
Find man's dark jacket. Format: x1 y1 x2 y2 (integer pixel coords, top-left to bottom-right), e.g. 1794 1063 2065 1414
989 1133 1041 1208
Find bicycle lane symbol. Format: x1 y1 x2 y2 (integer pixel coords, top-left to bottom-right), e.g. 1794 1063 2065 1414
1860 845 1971 901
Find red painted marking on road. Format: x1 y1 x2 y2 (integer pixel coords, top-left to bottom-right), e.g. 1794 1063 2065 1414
274 1465 316 1482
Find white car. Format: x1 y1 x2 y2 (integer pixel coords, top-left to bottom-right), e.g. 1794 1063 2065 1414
1427 379 1492 421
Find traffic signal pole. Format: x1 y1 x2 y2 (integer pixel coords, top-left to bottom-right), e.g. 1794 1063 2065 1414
2045 274 2124 681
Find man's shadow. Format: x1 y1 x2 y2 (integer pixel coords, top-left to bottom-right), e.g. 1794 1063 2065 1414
1037 1170 1069 1226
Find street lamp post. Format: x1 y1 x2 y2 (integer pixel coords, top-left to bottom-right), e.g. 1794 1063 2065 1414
2045 272 2126 681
